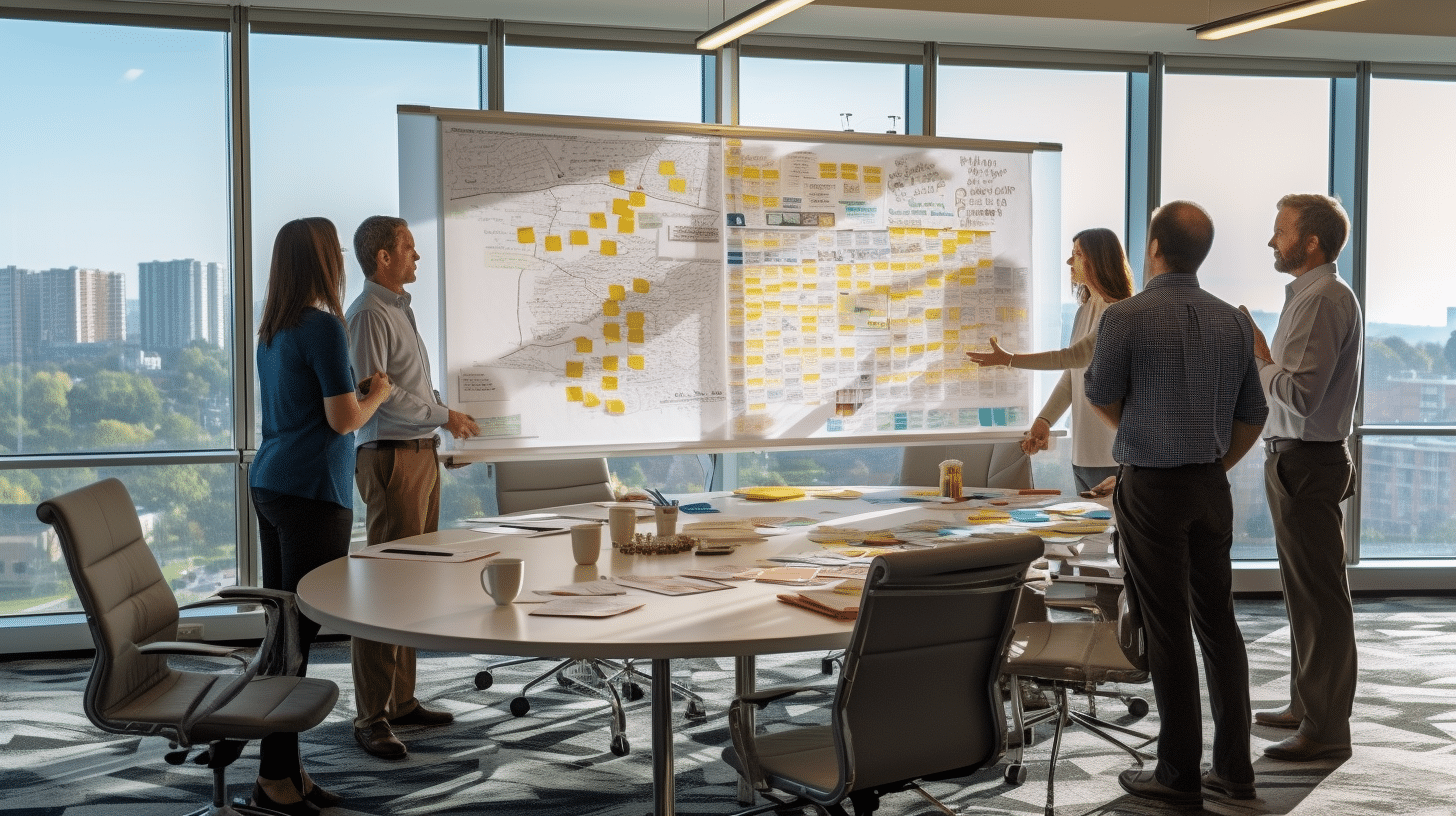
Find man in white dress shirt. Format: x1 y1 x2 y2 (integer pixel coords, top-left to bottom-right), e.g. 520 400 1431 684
1241 193 1362 762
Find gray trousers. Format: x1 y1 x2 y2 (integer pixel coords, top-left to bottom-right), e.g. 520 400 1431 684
351 445 442 728
1264 441 1358 744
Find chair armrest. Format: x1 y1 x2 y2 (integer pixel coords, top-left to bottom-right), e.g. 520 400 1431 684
138 641 250 662
734 684 822 709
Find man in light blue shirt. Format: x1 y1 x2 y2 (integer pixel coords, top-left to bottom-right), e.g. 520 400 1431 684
345 216 479 760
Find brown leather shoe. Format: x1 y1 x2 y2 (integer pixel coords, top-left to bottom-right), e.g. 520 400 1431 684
354 722 408 759
1263 733 1351 762
1118 769 1201 809
389 704 454 727
1253 708 1300 729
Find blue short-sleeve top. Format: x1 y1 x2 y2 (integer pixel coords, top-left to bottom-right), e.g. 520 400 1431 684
251 308 357 508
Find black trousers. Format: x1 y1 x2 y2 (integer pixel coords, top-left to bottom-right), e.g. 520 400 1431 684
1114 462 1253 792
251 490 353 780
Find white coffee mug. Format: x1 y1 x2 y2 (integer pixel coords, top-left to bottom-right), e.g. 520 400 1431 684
654 505 679 537
608 506 637 547
570 523 603 565
481 557 524 605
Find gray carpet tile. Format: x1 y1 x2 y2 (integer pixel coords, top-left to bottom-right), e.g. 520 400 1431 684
1 597 1453 815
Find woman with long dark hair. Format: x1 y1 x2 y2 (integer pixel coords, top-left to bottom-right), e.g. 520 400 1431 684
250 217 391 814
968 227 1134 493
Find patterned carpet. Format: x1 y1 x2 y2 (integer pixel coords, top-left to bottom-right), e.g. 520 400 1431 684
2 596 1454 816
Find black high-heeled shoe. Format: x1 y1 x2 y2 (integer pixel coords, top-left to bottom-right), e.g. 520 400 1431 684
250 781 321 816
301 782 343 809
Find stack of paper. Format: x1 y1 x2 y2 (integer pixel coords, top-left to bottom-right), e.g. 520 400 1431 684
681 519 768 545
777 589 859 620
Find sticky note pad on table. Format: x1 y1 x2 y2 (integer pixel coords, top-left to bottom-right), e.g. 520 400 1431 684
600 240 617 256
544 235 562 251
629 191 646 207
668 178 687 193
570 230 589 246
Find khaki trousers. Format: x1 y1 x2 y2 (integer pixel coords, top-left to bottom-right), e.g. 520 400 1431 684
352 445 441 728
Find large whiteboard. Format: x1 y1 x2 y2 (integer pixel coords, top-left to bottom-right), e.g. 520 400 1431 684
400 109 1059 458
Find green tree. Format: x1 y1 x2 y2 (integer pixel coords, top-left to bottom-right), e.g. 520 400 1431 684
69 370 163 427
83 419 156 450
23 370 72 451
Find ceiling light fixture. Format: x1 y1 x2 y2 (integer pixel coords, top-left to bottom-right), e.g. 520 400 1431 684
1190 0 1367 40
696 0 816 50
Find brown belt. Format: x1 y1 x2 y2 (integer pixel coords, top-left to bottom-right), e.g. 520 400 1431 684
360 436 440 452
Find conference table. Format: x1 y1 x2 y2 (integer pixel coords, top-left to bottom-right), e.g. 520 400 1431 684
295 488 1101 816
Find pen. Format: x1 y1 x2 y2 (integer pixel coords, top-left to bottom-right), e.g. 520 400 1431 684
382 548 451 557
496 523 558 532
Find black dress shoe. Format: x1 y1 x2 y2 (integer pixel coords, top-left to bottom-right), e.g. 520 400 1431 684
1202 770 1257 800
354 722 408 759
301 782 343 809
250 781 322 816
1118 769 1202 809
390 704 454 727
1263 733 1351 762
1254 708 1301 729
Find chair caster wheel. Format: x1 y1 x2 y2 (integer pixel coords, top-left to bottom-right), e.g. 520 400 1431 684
1128 697 1149 717
610 735 630 756
821 658 835 675
474 670 493 690
509 697 530 716
1004 763 1027 785
622 681 644 701
685 701 707 720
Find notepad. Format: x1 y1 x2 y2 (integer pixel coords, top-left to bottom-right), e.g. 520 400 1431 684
529 597 645 617
351 543 499 562
777 590 858 620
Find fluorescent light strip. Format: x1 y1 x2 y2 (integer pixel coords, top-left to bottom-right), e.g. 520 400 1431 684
1191 0 1367 40
696 0 817 51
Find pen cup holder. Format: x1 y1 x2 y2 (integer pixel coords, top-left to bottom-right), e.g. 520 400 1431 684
654 505 679 537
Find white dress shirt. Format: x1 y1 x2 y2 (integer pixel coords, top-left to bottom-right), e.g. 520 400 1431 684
345 280 450 445
1258 263 1362 442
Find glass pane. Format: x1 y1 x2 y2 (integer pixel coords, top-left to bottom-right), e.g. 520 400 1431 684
609 455 711 495
740 57 904 133
1359 436 1456 558
1364 77 1456 424
0 464 238 617
505 46 703 122
1161 73 1331 560
738 447 901 487
0 20 232 454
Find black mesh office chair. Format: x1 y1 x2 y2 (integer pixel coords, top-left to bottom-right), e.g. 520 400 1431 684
37 478 339 816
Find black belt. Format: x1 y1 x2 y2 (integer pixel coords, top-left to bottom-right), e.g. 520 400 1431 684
1264 438 1344 455
360 436 440 451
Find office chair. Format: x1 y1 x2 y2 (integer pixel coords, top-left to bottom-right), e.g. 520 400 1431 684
722 536 1043 816
1003 584 1154 816
476 458 704 755
897 441 1034 491
37 478 339 816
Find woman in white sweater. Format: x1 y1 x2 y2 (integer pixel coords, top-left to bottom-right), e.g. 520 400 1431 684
967 227 1134 493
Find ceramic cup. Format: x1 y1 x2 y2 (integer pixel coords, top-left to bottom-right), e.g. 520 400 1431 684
654 504 679 537
481 557 524 605
608 506 637 547
570 523 603 565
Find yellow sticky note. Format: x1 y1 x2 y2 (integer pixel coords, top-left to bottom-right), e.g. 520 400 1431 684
544 235 562 252
566 386 584 402
590 212 607 229
632 278 650 294
659 160 676 175
605 399 626 415
629 191 646 207
517 227 535 244
763 169 780 180
565 361 584 378
609 170 626 185
609 284 625 301
570 230 589 246
628 355 645 370
617 216 635 234
603 299 621 316
628 327 645 344
602 356 619 371
583 392 601 408
604 323 621 342
626 311 646 327
574 337 593 353
601 240 617 256
742 166 762 179
602 376 618 391
613 199 632 216
668 178 687 193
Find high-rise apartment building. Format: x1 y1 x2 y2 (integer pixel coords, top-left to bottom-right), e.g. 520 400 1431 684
138 259 228 351
0 266 125 362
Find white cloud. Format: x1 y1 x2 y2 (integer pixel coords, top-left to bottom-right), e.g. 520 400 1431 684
122 69 144 82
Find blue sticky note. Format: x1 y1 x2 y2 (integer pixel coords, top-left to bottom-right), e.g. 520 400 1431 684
1084 509 1111 519
993 407 1008 426
1010 509 1049 523
978 408 994 427
678 502 720 514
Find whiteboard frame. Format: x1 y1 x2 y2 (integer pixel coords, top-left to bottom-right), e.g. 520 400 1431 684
398 105 1063 464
